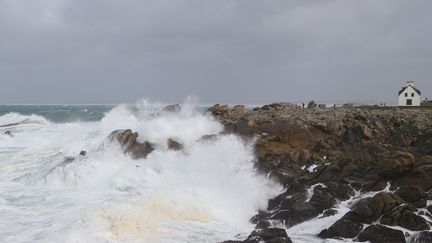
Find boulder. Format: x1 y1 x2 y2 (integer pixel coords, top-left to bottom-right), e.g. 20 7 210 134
270 186 335 227
246 228 292 243
357 225 406 243
79 150 87 156
377 151 414 178
380 205 430 231
108 129 154 159
222 228 292 243
318 219 363 239
394 186 427 208
344 192 400 224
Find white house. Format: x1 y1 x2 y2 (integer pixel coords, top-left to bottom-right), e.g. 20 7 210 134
398 81 421 106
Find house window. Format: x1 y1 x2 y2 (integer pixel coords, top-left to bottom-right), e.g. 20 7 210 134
412 93 415 97
405 93 408 97
407 99 412 106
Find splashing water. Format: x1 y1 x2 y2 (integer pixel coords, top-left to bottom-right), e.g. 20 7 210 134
0 101 281 243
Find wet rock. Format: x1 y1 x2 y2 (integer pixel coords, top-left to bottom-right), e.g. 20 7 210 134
344 192 400 224
107 129 154 159
394 186 427 208
255 219 271 229
318 218 363 239
392 164 432 191
357 225 406 243
377 151 415 178
162 104 181 113
320 208 338 218
222 228 292 243
210 103 432 242
167 138 184 151
380 205 430 231
270 186 336 227
246 228 292 243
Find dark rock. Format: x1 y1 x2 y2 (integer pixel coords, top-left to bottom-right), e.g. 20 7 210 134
246 228 292 243
167 138 184 151
209 104 432 242
222 228 292 243
427 205 432 215
162 104 181 113
394 186 427 208
318 218 363 239
411 231 432 243
357 225 406 243
79 150 87 156
344 192 400 224
307 100 317 109
260 102 298 111
4 130 13 137
377 151 414 178
62 156 75 165
380 205 430 231
199 134 219 142
270 186 335 227
320 208 338 218
107 129 154 159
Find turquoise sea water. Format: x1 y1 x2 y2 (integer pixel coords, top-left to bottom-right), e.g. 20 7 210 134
0 105 115 123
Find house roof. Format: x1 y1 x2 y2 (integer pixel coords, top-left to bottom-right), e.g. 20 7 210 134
398 84 421 96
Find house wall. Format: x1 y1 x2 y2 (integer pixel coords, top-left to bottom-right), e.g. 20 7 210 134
398 85 421 106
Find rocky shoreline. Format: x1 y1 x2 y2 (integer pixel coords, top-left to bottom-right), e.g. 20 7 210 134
98 103 432 243
207 103 432 243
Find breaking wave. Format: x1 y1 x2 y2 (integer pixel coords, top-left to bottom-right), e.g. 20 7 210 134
0 101 282 242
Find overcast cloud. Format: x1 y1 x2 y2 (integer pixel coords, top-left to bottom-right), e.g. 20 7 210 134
0 0 431 104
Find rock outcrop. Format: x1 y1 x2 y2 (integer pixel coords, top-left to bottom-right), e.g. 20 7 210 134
107 129 154 159
212 103 432 242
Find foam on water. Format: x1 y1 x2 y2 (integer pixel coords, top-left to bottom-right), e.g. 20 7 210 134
0 101 282 242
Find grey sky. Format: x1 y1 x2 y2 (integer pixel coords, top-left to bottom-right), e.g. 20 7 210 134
0 0 431 104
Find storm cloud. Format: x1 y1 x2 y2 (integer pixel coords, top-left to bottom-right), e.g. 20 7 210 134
0 0 431 104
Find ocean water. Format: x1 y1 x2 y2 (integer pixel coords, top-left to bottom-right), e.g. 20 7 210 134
0 101 282 243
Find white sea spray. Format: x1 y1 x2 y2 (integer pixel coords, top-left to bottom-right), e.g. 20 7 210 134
0 101 282 243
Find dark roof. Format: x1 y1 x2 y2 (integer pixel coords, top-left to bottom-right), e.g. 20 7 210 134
398 84 421 96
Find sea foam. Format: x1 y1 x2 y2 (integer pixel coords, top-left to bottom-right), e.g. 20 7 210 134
0 100 282 242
